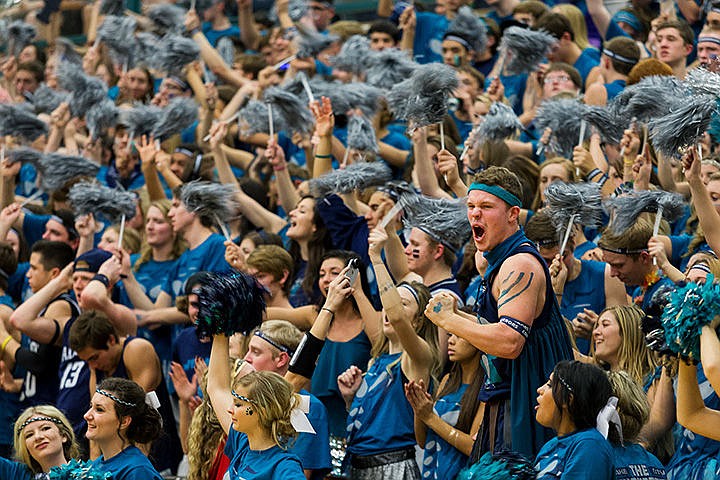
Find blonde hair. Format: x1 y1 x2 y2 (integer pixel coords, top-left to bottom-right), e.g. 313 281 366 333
257 320 303 354
607 370 650 444
233 371 299 449
14 406 78 474
105 224 142 254
532 157 577 211
187 369 225 480
592 305 657 384
553 4 590 50
134 199 187 271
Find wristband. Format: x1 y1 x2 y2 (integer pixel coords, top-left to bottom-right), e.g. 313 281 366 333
91 274 110 288
289 332 325 379
585 168 602 181
597 174 609 187
189 28 201 36
315 153 332 159
321 307 335 320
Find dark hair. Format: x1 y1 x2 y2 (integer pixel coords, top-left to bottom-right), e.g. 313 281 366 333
535 12 574 41
312 249 371 310
0 242 17 291
69 310 116 352
52 209 78 240
551 360 612 431
17 60 44 83
242 231 284 249
96 377 162 445
30 240 75 271
545 62 582 89
368 19 401 43
437 353 484 434
288 196 334 300
604 37 640 75
512 0 549 20
525 210 562 247
471 166 524 204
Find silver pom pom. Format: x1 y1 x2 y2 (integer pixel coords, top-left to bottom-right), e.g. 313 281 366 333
310 162 392 197
69 181 137 223
500 26 556 75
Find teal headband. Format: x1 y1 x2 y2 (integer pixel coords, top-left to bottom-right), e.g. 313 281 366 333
467 183 523 208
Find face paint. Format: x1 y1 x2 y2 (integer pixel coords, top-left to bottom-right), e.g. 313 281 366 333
412 248 421 258
453 54 461 66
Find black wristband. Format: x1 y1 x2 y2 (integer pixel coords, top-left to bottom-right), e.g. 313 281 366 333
289 332 325 379
92 274 110 288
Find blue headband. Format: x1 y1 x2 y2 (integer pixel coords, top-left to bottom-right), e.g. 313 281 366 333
467 183 523 207
612 10 642 33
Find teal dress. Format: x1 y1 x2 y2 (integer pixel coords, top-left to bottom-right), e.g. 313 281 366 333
471 230 574 459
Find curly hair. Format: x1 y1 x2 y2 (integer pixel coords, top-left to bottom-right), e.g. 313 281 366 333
187 370 225 480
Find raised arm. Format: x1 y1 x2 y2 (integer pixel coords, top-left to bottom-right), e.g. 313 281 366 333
266 138 300 215
586 0 612 39
207 333 234 436
685 149 720 255
370 227 432 380
412 127 452 199
237 0 260 51
80 256 137 337
426 253 545 359
677 360 720 440
10 263 73 345
311 97 335 179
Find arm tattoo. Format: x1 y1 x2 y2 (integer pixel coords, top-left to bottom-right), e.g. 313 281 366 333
497 271 535 310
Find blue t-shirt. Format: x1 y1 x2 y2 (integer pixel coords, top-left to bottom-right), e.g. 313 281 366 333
161 233 231 301
413 12 449 64
290 391 331 478
224 429 305 480
202 23 240 47
422 384 469 480
16 163 39 198
0 457 32 480
561 259 607 354
574 47 601 84
346 352 416 456
22 211 51 249
613 443 666 480
171 326 212 394
535 428 614 479
120 255 179 376
91 445 163 480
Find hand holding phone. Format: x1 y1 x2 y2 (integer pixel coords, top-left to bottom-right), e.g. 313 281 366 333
344 258 359 286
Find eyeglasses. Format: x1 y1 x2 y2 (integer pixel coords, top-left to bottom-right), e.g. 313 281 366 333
544 74 572 85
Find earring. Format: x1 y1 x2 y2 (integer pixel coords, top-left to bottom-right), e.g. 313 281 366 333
246 407 254 415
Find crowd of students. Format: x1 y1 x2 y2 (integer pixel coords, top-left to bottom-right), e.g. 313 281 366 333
1 0 720 478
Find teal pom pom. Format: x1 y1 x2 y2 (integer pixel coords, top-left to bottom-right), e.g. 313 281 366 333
661 275 720 360
456 451 535 480
48 459 112 479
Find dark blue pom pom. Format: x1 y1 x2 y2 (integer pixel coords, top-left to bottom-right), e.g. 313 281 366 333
197 272 267 337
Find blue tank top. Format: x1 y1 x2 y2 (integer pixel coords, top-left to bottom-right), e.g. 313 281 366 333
474 229 573 457
605 79 626 101
346 352 416 456
422 384 469 480
57 296 86 436
311 330 372 437
561 259 607 354
98 337 183 474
